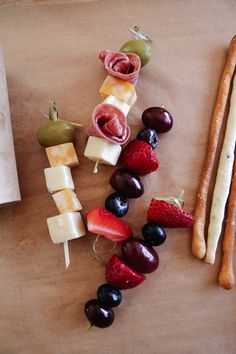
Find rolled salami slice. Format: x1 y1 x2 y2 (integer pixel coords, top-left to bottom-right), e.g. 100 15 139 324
89 103 130 145
99 50 141 85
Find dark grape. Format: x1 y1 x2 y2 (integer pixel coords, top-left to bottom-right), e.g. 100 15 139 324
97 284 122 308
110 168 144 198
136 128 158 149
142 222 166 246
105 193 129 217
84 299 114 328
121 237 159 274
142 107 173 133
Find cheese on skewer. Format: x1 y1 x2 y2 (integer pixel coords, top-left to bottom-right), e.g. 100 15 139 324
46 142 79 168
47 212 86 244
102 95 130 117
99 75 136 106
84 136 122 173
44 166 74 193
52 188 82 213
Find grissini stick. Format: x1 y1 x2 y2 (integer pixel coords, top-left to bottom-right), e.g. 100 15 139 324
192 35 236 259
0 48 21 206
205 71 236 265
218 158 236 289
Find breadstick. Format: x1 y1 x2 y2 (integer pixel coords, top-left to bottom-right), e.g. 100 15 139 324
205 71 236 265
218 158 236 289
192 35 236 259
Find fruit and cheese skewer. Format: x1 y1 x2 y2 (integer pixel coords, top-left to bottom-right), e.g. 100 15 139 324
37 101 85 268
192 35 236 260
84 27 151 173
84 106 194 329
218 158 236 289
205 71 236 265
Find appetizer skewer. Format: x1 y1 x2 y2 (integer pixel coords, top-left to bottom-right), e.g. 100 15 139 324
37 101 85 268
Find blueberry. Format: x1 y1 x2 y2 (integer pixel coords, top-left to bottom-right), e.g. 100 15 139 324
136 128 158 149
97 284 122 308
142 222 166 246
105 192 129 217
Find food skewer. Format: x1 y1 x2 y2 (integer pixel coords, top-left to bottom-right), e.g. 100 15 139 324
218 158 236 289
205 70 236 265
192 35 236 259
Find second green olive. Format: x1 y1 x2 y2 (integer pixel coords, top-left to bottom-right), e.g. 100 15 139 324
120 39 152 67
37 119 75 147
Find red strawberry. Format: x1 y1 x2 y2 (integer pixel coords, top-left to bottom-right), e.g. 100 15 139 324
87 207 133 242
121 139 159 176
147 198 194 228
106 254 145 290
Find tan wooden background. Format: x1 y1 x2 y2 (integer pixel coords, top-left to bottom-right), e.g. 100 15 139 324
0 1 236 353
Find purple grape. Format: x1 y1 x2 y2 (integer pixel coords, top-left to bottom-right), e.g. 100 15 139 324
84 299 114 328
109 169 144 198
121 237 159 274
142 107 173 133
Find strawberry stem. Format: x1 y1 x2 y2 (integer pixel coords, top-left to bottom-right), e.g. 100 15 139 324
154 190 185 209
86 323 93 331
88 235 117 267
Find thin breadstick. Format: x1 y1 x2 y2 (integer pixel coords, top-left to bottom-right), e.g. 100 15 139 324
218 158 236 289
192 35 236 259
205 72 236 265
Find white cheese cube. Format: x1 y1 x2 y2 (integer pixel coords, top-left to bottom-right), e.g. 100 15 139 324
102 95 130 117
47 212 86 244
84 136 121 166
44 166 74 193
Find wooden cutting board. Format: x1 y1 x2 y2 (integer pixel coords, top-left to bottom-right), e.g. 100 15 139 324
0 1 236 353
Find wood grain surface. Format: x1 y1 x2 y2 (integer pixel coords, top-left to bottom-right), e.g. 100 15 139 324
0 1 236 353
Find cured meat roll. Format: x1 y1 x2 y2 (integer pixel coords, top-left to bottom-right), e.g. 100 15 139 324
89 103 131 145
99 50 141 85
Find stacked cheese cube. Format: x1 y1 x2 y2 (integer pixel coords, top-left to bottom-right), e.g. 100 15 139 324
84 75 138 170
44 142 86 267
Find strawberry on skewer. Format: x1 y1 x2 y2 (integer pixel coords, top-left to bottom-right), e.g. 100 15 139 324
106 254 145 290
147 197 194 228
121 139 159 176
87 207 133 242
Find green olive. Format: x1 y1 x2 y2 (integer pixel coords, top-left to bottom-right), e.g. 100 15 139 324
120 39 152 67
37 119 75 147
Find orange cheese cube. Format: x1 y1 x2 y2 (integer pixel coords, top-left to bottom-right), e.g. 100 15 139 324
99 75 137 106
52 189 82 213
46 143 79 168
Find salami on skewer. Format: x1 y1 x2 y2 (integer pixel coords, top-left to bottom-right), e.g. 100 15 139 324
89 103 131 145
99 50 141 85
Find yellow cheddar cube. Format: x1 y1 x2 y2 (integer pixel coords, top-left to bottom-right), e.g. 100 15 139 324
52 189 82 213
46 143 79 168
99 75 137 106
